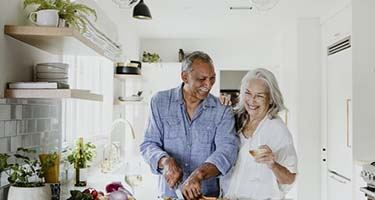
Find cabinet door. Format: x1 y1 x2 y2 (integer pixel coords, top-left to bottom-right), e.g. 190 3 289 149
327 47 353 179
324 5 352 46
327 172 352 200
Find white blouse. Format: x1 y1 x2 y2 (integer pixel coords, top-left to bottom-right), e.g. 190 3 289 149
220 116 298 200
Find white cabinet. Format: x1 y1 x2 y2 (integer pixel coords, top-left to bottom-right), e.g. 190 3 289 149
324 5 352 46
327 171 352 200
323 4 353 200
327 45 353 179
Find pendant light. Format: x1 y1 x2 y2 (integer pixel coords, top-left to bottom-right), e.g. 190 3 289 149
133 0 152 20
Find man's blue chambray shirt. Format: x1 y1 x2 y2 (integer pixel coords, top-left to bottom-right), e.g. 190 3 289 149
140 84 239 198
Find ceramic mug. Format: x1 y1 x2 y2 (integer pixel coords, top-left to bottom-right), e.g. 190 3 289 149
29 9 59 27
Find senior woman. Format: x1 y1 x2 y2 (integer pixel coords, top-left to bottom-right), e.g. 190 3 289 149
220 68 298 199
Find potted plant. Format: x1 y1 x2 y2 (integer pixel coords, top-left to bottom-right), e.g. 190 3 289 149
5 148 52 200
67 137 96 186
142 51 161 63
23 0 97 32
0 153 10 185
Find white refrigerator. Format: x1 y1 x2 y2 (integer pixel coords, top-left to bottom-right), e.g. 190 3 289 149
326 36 353 200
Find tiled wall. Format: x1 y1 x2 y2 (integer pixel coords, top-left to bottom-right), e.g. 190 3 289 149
0 98 61 199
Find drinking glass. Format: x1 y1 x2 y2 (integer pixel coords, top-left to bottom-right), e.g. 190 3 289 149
248 133 266 181
124 161 143 196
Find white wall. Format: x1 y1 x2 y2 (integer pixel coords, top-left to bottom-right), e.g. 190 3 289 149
279 20 299 200
0 0 59 97
352 0 375 161
220 71 248 90
296 18 322 200
93 0 140 61
141 35 283 67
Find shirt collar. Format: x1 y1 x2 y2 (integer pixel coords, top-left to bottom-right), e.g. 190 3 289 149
173 83 216 108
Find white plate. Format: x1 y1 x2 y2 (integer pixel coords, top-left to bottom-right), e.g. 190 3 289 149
36 63 68 69
36 79 68 84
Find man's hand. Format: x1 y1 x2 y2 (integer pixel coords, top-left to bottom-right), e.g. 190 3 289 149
159 157 183 188
181 162 220 200
182 174 202 200
219 94 232 106
254 145 276 168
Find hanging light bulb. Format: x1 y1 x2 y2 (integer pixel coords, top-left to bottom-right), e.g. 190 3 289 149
133 0 152 20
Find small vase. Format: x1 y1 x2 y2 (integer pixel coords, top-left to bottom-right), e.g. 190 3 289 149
58 18 66 27
74 168 87 187
39 153 60 183
178 49 184 62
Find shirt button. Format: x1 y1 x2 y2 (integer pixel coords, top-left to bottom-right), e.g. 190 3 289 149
185 163 189 167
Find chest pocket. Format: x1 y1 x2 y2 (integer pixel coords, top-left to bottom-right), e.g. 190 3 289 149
163 118 182 139
194 120 216 144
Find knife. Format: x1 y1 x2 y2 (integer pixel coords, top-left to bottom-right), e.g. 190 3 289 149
175 187 184 199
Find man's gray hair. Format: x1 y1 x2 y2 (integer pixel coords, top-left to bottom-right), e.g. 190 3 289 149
181 51 213 72
234 68 287 119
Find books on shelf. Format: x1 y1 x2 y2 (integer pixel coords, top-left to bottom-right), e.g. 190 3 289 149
8 82 69 89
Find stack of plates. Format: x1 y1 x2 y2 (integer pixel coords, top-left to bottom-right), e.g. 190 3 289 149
34 63 69 84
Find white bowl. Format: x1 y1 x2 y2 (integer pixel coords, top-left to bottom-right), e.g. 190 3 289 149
35 65 68 73
36 72 68 79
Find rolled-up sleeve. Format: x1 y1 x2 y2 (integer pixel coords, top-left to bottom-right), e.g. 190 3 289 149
140 95 169 175
205 107 239 176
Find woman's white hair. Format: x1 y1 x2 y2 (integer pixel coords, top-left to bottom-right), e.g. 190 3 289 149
234 68 287 123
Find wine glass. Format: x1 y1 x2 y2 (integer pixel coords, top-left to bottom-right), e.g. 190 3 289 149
248 133 266 181
124 162 143 196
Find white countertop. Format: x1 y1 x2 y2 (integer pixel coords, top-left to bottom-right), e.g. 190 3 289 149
60 162 133 199
355 160 374 166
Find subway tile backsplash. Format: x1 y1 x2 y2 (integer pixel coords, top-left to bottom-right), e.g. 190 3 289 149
4 121 17 137
0 121 4 137
0 105 11 120
0 138 8 153
0 99 62 191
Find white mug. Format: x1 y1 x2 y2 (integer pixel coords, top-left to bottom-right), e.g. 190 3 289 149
29 9 59 27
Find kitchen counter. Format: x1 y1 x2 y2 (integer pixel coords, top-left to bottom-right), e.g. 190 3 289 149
355 160 373 166
60 162 133 199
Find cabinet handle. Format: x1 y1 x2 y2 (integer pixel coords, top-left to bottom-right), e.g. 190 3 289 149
346 99 351 148
329 175 348 184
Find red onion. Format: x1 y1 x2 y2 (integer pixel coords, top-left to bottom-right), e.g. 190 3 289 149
106 182 124 193
109 190 128 200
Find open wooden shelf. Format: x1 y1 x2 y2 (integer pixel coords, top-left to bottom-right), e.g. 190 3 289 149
4 25 120 61
114 74 142 81
5 89 103 102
